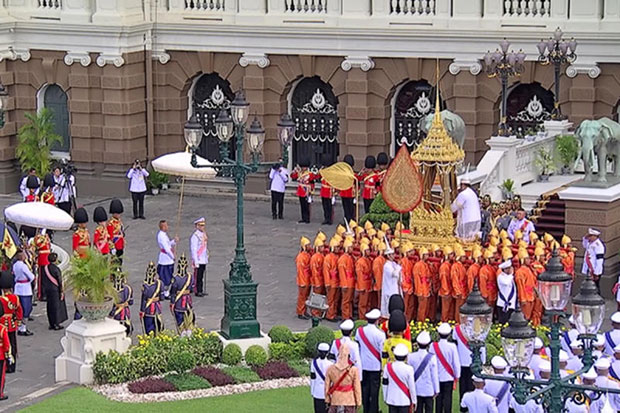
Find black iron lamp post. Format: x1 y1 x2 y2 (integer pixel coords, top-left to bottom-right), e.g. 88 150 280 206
537 27 577 120
0 83 9 128
277 113 295 167
483 39 526 136
186 90 288 339
467 250 620 412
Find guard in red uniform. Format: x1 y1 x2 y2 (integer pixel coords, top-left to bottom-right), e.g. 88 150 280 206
290 158 317 224
340 155 356 222
0 271 22 374
0 305 11 400
72 207 90 258
40 174 55 205
107 199 125 264
319 155 335 226
33 230 51 301
93 206 111 255
24 176 39 203
360 155 379 214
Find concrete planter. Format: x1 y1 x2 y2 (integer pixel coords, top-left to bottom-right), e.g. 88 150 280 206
76 298 113 322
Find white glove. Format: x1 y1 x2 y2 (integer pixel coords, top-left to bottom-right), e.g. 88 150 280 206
111 248 117 255
353 198 357 204
331 197 336 205
307 196 312 204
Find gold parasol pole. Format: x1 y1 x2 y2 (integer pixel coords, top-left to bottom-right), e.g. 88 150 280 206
175 176 186 238
355 179 359 223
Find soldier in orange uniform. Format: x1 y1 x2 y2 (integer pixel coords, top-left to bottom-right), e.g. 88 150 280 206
93 207 112 255
355 243 373 318
107 199 125 264
399 243 415 322
515 249 538 323
413 247 432 322
451 248 468 323
0 271 22 373
295 237 312 319
439 247 454 322
324 238 341 321
337 239 355 320
72 207 90 258
310 237 326 297
427 245 442 322
479 249 498 310
371 242 386 311
560 235 575 278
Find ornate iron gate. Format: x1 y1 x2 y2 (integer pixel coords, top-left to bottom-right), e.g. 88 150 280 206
291 77 339 167
506 82 554 135
44 84 70 152
191 73 235 161
393 80 442 152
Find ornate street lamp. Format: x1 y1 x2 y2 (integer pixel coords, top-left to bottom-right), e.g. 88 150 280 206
536 250 573 311
537 27 577 119
0 83 9 129
184 114 202 151
501 309 536 372
246 116 266 157
277 113 295 166
459 279 493 342
483 39 526 136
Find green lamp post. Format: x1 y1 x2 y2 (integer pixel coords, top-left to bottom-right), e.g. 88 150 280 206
186 90 291 339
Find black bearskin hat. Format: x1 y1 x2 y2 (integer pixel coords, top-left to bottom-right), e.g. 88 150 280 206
388 309 406 333
343 154 355 167
377 152 389 166
93 206 108 223
0 270 14 290
298 156 311 168
364 155 376 169
388 294 405 314
43 173 55 189
109 198 124 214
74 207 89 224
26 175 39 189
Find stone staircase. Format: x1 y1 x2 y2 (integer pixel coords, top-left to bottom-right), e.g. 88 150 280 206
168 178 300 203
529 193 566 239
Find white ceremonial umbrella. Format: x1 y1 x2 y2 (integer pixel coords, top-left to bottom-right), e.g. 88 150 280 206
4 201 74 231
151 151 217 179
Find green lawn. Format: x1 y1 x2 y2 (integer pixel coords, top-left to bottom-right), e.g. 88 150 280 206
20 384 461 412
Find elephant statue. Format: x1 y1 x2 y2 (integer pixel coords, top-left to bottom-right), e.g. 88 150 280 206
420 109 466 147
575 117 620 183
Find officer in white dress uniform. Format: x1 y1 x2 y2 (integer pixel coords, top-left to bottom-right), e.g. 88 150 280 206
430 323 461 413
189 217 209 297
539 360 551 380
507 208 535 243
329 319 362 381
594 358 620 410
593 335 607 361
528 337 548 380
382 343 416 413
561 315 580 357
559 350 572 378
509 373 543 413
484 356 511 413
156 220 177 298
454 322 486 401
450 179 481 241
381 246 402 317
356 309 385 413
611 345 620 381
582 228 605 291
310 342 334 413
581 368 608 413
566 341 584 373
461 376 499 413
604 312 620 356
407 331 439 413
496 260 517 324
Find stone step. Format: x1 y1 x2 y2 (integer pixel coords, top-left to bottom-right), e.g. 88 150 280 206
168 181 300 203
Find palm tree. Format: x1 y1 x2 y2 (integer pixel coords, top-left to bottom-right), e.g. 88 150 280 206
16 108 62 177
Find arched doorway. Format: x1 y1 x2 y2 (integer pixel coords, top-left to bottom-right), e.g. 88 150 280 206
506 82 554 135
190 73 235 161
39 84 70 153
291 76 339 167
392 80 443 153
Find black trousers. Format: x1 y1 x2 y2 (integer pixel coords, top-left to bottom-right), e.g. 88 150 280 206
57 201 71 215
195 264 206 294
416 396 433 413
459 366 473 401
322 197 333 224
6 332 15 373
115 248 124 266
271 191 284 218
436 381 452 413
497 308 513 325
0 359 5 397
299 196 310 223
361 370 381 413
363 198 374 214
313 397 327 413
131 191 146 218
342 197 355 222
388 406 410 413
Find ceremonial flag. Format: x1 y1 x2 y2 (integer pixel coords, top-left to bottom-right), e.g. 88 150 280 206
381 145 423 213
319 162 357 191
2 227 17 259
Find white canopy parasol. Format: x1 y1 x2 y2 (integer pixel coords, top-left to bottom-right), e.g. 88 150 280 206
151 151 217 179
5 201 74 230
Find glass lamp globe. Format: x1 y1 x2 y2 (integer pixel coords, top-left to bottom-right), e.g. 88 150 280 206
215 110 234 143
537 40 548 55
536 249 572 311
501 309 536 369
246 117 265 154
459 279 494 342
184 114 203 150
230 90 250 126
572 275 605 335
277 113 295 147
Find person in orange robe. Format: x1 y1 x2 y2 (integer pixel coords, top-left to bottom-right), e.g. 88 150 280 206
309 238 326 317
427 247 442 323
466 249 483 294
515 250 538 322
479 249 498 311
295 237 312 319
400 244 415 322
355 244 373 319
451 249 468 323
413 247 432 322
324 238 341 321
439 248 455 322
338 239 355 320
371 243 386 312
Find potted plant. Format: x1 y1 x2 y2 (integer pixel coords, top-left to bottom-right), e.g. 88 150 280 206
498 179 515 200
147 169 168 195
66 248 118 322
555 134 579 175
535 147 555 182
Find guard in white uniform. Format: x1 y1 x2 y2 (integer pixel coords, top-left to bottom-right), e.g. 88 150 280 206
528 337 548 380
310 342 334 413
496 260 517 324
593 334 607 361
189 217 209 297
582 228 605 290
580 368 608 413
611 345 620 381
454 323 486 401
156 220 177 297
450 179 481 241
461 376 499 413
604 312 620 356
566 341 583 373
561 315 579 356
407 331 439 413
484 356 510 413
329 319 363 381
594 358 620 410
539 360 551 380
430 323 461 413
507 208 535 243
382 343 416 413
381 246 402 317
559 350 572 378
356 309 385 413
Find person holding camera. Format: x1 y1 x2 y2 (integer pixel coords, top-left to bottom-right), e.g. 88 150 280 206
269 159 289 220
127 160 149 220
53 165 76 215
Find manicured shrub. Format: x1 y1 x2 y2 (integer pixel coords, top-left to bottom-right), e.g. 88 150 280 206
93 350 139 384
304 326 335 358
268 341 304 361
192 366 235 387
255 361 299 380
245 345 268 368
221 366 261 383
268 325 294 344
164 373 211 392
128 377 176 394
167 350 196 373
286 359 310 377
222 343 243 366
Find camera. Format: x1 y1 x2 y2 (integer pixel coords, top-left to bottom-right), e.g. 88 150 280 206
60 159 77 176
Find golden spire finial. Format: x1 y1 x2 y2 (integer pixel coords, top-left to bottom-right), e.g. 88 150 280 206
432 59 442 126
